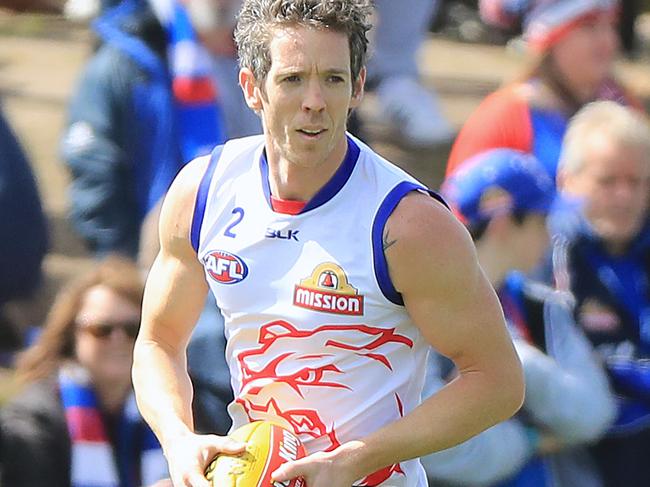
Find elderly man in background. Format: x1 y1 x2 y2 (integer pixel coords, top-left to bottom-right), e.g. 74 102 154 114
552 100 650 486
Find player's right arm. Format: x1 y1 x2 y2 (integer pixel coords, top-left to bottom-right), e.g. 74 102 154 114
132 156 244 487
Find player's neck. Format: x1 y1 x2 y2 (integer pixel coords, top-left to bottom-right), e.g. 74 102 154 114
265 136 348 201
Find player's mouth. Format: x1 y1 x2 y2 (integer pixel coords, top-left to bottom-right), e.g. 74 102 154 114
297 128 327 139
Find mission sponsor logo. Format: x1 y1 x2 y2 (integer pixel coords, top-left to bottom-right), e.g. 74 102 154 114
293 263 364 315
204 250 248 284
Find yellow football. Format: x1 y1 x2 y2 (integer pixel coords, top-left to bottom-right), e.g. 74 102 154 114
205 421 306 487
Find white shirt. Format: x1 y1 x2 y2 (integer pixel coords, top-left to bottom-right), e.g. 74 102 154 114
193 134 437 486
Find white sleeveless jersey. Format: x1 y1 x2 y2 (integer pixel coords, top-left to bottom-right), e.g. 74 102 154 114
192 134 441 487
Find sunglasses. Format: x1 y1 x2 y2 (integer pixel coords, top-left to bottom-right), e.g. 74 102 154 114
77 320 140 339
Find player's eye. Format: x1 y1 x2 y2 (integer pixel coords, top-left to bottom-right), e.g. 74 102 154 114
328 75 345 83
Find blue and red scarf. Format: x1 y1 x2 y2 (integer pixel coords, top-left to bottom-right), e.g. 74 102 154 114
93 0 226 217
152 0 226 161
59 365 167 487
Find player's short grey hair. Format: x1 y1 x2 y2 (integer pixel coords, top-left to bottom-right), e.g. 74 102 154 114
559 101 650 175
234 0 373 84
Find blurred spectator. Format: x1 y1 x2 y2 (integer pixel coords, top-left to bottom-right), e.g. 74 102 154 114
60 0 237 435
368 0 455 147
447 0 640 182
60 0 259 258
422 148 615 486
150 0 260 141
551 101 650 486
0 256 170 487
0 106 49 362
432 0 504 44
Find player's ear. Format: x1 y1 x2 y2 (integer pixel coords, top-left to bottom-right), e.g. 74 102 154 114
350 67 366 108
240 68 263 110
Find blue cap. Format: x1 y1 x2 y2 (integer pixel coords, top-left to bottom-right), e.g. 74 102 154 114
441 148 554 228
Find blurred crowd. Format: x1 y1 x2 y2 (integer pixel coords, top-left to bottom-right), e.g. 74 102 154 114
1 0 650 486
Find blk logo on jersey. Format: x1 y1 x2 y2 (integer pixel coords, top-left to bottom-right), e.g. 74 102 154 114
266 228 300 241
204 250 248 284
293 263 364 315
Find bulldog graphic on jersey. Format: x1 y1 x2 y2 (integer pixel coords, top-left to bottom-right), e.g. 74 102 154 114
233 319 412 486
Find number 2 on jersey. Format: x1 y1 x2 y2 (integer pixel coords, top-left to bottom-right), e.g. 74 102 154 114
224 207 245 238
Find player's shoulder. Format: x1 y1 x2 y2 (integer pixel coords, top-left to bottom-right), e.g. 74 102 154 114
386 190 478 280
162 137 264 230
388 190 466 246
158 152 214 244
167 136 262 203
167 154 212 206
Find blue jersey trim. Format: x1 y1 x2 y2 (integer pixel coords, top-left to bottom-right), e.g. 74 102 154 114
302 136 360 213
260 148 272 208
372 182 448 305
258 135 360 214
191 145 223 252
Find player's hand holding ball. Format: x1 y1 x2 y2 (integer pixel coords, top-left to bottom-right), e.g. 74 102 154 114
205 421 306 486
271 438 372 487
163 430 246 487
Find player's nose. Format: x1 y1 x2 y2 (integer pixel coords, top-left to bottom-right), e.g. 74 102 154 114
302 78 325 112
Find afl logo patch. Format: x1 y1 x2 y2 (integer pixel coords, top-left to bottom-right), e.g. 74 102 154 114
204 250 248 284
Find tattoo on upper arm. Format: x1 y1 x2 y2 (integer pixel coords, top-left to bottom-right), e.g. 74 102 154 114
383 228 397 251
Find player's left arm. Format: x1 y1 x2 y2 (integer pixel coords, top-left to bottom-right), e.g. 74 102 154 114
273 191 524 486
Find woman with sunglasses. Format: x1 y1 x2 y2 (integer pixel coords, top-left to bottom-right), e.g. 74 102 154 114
0 256 171 487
